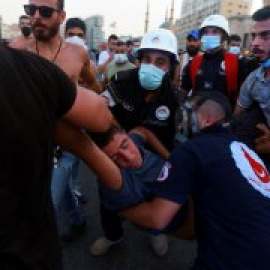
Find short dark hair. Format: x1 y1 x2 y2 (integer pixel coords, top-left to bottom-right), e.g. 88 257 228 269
116 40 125 47
108 34 118 42
229 34 241 43
19 15 29 21
126 40 133 46
57 0 64 11
88 125 124 148
191 91 232 122
65 17 86 34
252 5 270 21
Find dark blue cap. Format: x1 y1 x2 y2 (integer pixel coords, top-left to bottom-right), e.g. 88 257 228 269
187 29 199 39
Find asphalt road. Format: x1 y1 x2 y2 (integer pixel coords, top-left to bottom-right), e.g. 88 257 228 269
61 162 197 270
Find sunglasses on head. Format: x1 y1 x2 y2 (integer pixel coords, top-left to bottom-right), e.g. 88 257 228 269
24 4 59 19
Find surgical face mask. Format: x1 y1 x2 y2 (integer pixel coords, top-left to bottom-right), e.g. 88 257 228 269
139 64 165 91
262 58 270 68
229 46 241 55
65 36 88 50
201 35 221 51
21 26 31 37
114 53 128 64
133 48 139 55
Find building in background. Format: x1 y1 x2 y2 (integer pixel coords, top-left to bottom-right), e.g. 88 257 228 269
2 23 20 40
0 15 2 40
85 15 105 50
175 0 252 48
160 0 175 31
228 15 252 49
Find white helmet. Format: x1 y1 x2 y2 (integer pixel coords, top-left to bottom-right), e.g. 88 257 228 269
138 28 178 62
200 15 230 36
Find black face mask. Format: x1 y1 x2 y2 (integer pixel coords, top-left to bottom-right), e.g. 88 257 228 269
186 46 200 57
21 27 31 37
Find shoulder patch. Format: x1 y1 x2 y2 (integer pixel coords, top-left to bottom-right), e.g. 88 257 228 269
230 141 270 198
157 162 172 182
101 90 116 107
155 106 170 121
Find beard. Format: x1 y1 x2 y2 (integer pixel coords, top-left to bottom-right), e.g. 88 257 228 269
186 46 200 57
32 20 60 42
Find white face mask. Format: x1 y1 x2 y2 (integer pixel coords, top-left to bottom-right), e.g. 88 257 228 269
65 36 88 50
114 53 128 64
229 46 241 55
201 35 221 51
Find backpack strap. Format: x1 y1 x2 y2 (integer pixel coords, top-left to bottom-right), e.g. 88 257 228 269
224 52 238 99
190 54 203 91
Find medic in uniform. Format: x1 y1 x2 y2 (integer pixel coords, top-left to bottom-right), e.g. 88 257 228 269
181 15 254 106
122 91 270 270
101 28 179 151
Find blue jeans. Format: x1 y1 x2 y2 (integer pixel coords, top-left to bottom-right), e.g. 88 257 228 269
51 152 85 226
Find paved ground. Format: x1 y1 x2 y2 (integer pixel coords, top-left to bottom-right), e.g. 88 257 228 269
62 163 197 270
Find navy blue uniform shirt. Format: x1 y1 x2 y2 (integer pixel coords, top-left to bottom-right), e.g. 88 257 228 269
152 126 270 270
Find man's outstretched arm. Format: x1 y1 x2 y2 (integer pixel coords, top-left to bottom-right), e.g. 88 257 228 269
63 85 113 133
120 198 181 230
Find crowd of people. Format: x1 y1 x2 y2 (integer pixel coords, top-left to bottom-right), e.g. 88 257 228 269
1 0 270 269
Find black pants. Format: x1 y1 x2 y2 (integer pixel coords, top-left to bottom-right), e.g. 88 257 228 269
100 202 124 241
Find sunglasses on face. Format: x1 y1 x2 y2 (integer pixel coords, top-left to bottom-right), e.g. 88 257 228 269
24 4 59 19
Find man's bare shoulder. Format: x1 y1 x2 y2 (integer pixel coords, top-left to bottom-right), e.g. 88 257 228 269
63 41 88 59
9 36 34 50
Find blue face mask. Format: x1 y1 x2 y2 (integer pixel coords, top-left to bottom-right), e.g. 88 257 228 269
229 46 241 55
133 48 139 55
201 35 221 51
139 64 166 91
262 58 270 68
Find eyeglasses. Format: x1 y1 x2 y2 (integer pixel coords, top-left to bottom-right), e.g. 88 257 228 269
67 32 85 38
251 30 270 41
24 4 59 19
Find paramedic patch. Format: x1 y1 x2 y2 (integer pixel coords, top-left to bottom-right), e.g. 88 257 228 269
157 162 172 182
230 141 270 198
155 106 170 121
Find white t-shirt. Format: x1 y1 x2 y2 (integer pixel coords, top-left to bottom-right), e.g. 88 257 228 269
98 50 110 66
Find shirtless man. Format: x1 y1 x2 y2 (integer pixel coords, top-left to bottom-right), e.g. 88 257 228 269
12 0 101 93
15 0 101 241
9 15 33 48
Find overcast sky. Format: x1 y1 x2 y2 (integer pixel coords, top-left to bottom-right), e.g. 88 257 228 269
1 0 263 37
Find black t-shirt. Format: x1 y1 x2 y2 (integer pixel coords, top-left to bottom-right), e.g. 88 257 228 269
0 46 76 269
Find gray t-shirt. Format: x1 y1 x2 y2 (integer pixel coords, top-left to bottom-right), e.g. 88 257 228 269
237 66 270 126
99 133 165 211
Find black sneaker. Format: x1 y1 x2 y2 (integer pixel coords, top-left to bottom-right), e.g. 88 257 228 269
61 220 87 243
